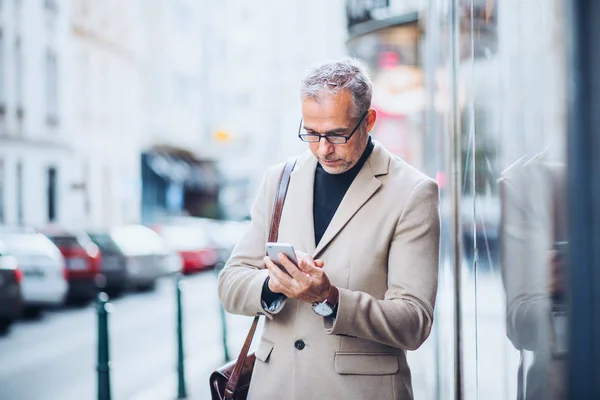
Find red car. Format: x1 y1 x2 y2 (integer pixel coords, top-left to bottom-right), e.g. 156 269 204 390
153 224 217 274
44 231 101 302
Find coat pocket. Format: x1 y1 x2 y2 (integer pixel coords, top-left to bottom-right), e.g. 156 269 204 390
334 352 399 375
255 337 274 363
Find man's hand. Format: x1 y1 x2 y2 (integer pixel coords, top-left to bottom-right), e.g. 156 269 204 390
265 251 333 304
549 250 565 297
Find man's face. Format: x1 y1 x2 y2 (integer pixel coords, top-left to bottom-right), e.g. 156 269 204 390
301 90 375 174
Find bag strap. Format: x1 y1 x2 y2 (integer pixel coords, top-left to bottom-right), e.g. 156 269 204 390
224 158 297 400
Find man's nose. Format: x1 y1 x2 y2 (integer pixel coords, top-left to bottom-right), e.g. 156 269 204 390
317 139 334 156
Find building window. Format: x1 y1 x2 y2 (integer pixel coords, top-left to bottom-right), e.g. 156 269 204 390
0 30 5 111
15 36 23 116
0 159 4 223
46 48 59 125
44 0 57 12
47 166 57 222
16 161 23 224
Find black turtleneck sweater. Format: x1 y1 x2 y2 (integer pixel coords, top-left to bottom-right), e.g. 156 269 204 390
261 136 374 306
313 135 374 245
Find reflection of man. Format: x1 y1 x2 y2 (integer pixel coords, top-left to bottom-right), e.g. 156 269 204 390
218 59 440 399
499 154 567 400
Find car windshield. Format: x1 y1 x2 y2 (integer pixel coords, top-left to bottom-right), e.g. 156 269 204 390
0 233 60 256
88 233 122 253
49 235 87 250
110 226 167 256
159 225 210 251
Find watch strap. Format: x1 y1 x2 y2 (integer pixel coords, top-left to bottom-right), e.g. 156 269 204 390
325 285 339 307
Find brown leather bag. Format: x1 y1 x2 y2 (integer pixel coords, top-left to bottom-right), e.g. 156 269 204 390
210 158 296 400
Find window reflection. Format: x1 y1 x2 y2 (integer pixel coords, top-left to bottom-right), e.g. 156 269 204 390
500 156 567 400
427 0 569 398
346 0 570 397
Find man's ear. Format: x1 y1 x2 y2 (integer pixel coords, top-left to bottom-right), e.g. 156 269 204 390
366 108 377 132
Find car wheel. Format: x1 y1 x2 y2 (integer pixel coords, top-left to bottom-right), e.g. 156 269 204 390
137 281 156 292
0 318 12 335
24 306 43 319
106 287 125 298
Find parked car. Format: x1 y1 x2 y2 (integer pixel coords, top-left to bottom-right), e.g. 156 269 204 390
109 225 175 290
155 216 249 267
213 219 249 258
0 241 24 334
153 223 219 274
0 226 68 315
87 232 128 295
43 230 101 302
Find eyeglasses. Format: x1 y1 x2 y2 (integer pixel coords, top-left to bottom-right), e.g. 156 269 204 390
297 111 368 144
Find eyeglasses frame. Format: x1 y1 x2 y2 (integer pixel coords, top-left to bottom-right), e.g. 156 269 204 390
297 110 369 144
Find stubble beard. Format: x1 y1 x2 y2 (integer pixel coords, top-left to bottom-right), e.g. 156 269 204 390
319 160 352 174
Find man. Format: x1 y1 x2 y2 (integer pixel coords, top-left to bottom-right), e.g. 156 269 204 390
218 58 440 399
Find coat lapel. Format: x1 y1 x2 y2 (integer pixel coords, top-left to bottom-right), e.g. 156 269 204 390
313 142 390 258
285 152 317 255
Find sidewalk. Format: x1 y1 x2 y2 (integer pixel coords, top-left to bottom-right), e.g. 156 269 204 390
130 312 260 400
130 270 516 399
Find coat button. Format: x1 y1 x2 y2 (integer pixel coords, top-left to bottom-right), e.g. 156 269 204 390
294 340 305 350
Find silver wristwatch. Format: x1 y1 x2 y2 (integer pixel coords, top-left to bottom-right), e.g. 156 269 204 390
311 286 339 317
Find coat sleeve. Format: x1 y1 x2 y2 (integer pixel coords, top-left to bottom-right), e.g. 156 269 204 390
499 164 555 352
217 165 287 319
325 179 440 350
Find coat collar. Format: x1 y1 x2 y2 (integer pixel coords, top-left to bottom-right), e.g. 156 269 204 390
287 139 391 258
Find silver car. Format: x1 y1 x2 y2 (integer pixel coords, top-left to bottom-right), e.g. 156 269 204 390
109 225 178 290
0 227 68 315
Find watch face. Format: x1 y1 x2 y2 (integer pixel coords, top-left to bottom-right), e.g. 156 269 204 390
312 302 334 317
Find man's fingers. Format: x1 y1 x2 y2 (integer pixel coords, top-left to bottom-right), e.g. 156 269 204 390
296 254 322 276
264 253 329 303
265 260 297 297
279 253 308 282
267 270 283 292
295 250 308 258
265 256 293 285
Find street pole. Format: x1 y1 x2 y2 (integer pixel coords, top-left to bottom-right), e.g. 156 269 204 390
175 273 187 399
216 263 230 363
96 292 112 400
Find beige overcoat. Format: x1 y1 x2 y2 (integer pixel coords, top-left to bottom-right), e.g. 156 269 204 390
218 141 440 400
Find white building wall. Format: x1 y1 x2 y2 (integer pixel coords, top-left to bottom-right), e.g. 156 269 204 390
0 1 349 226
201 0 348 218
0 0 73 229
139 0 205 153
63 0 143 230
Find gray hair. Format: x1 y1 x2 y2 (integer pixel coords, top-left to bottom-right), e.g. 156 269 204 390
300 58 373 118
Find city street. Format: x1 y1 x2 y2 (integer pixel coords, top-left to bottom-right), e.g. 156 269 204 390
0 271 252 400
0 263 521 400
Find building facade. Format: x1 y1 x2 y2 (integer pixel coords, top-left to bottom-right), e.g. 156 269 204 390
0 0 71 228
138 0 222 224
200 0 348 220
0 0 143 231
64 0 143 230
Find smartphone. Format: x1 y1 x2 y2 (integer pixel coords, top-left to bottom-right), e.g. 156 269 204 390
265 242 298 272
